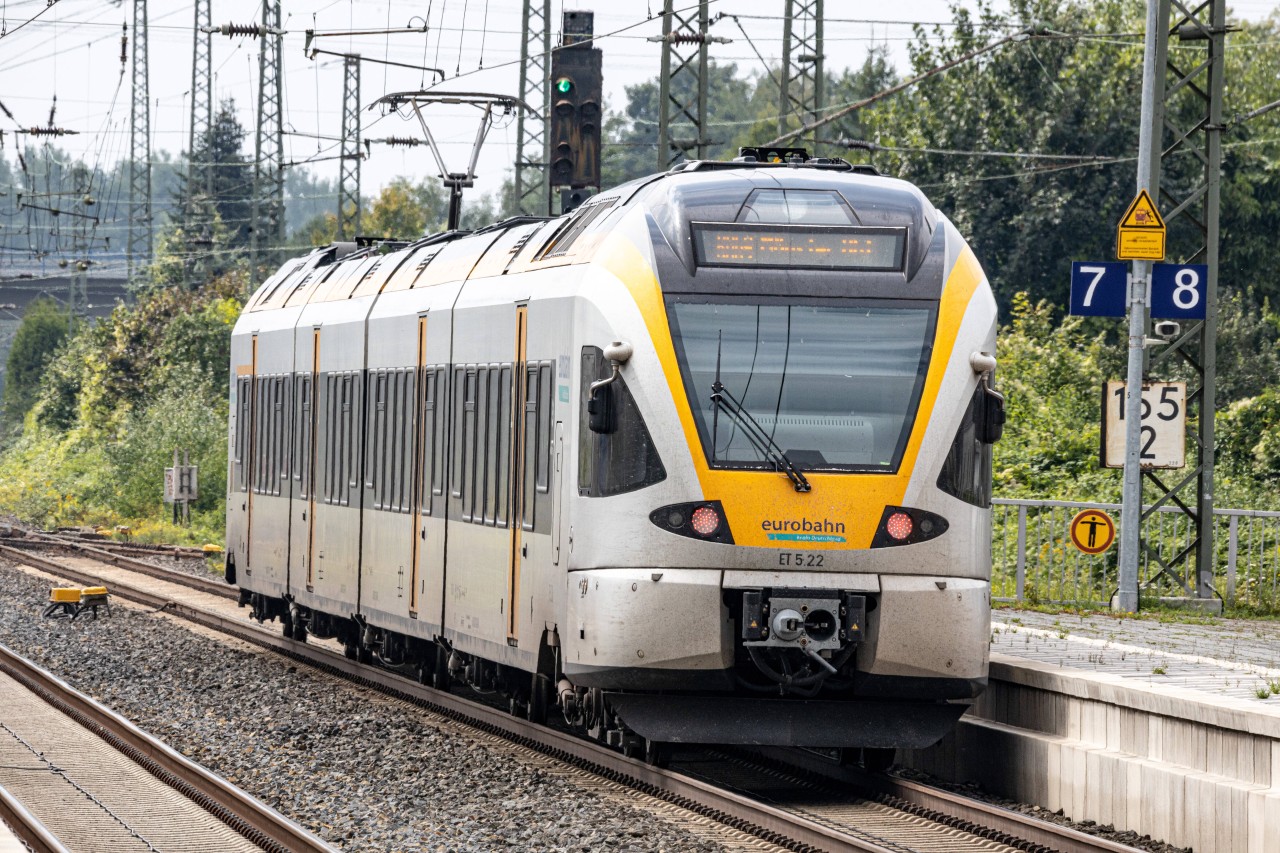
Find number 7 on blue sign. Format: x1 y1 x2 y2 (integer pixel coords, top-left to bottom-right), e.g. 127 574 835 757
1069 261 1127 317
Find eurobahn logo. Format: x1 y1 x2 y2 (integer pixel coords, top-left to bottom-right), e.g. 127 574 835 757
762 517 846 543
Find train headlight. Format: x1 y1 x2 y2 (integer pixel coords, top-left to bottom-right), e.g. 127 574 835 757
870 506 949 548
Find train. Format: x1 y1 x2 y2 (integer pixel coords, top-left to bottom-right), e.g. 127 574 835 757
225 147 1003 763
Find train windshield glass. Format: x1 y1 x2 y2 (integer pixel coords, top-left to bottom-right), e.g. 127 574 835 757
667 300 934 473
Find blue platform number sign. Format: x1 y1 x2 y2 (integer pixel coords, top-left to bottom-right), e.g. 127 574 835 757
1150 263 1208 320
1069 261 1127 317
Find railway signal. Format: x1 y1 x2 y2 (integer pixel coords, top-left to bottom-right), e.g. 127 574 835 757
549 11 602 196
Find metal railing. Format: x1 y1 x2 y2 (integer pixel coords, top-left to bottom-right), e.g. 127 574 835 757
992 498 1280 611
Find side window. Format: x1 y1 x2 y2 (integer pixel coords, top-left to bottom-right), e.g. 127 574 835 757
343 373 359 506
578 346 666 497
937 384 993 508
420 368 442 516
367 371 387 509
235 376 252 492
324 372 358 506
451 367 474 519
294 375 312 499
521 362 555 533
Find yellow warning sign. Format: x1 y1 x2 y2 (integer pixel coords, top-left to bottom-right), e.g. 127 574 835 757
1069 509 1116 555
1116 189 1166 261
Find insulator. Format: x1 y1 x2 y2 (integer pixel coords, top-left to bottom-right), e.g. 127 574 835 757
215 23 272 38
381 136 422 147
670 32 705 45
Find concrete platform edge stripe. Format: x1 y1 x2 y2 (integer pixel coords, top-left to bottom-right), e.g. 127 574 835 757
0 780 71 853
994 620 1280 680
0 642 337 853
991 655 1280 738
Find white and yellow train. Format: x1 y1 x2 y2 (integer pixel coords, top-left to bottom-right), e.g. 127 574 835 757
225 150 1003 757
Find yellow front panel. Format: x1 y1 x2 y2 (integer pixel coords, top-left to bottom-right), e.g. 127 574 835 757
603 241 984 550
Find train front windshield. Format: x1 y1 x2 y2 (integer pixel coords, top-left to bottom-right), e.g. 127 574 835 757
667 300 935 473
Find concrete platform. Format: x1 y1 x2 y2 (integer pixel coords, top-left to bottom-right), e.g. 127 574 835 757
903 608 1280 853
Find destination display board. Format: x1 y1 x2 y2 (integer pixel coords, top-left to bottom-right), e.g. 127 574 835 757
692 224 905 271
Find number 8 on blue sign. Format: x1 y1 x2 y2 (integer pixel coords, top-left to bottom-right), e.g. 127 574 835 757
1150 263 1208 320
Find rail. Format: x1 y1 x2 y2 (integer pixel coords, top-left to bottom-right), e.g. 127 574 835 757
0 543 1143 853
0 641 335 853
992 498 1280 609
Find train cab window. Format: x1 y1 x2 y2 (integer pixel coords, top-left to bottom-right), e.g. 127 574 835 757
937 384 994 508
667 300 933 474
578 347 666 497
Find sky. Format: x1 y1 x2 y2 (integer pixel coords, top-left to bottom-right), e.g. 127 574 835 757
0 0 1277 223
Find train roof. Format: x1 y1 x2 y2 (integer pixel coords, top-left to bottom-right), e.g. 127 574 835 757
243 155 940 313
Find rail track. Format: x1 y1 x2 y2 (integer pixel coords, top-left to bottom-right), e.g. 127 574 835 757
0 535 1146 853
0 641 334 853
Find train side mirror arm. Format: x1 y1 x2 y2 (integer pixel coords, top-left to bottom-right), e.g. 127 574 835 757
969 351 1004 444
588 341 633 434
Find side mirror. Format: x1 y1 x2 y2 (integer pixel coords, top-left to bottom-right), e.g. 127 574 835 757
978 382 1005 444
588 384 616 433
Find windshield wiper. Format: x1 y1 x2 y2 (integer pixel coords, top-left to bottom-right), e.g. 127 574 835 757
709 375 812 493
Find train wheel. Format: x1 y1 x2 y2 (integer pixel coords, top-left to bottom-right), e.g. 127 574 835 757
644 740 671 768
527 673 551 725
292 612 307 644
862 748 896 773
357 645 373 665
431 645 450 691
282 617 294 640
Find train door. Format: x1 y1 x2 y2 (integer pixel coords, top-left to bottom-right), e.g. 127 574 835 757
507 306 529 642
409 316 428 617
289 328 319 592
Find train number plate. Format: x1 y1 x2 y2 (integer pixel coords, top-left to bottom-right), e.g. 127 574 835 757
778 552 824 567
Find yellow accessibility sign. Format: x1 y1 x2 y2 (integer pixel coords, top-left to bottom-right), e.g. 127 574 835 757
1115 189 1166 261
1069 509 1116 555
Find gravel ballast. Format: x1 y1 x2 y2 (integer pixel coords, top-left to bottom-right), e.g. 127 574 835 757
0 562 734 852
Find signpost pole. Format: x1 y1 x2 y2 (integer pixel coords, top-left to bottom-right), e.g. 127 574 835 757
1116 0 1165 613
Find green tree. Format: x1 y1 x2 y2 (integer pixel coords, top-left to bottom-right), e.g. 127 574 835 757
3 298 69 429
298 178 452 243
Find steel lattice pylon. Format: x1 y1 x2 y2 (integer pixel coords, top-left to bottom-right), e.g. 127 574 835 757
251 0 285 276
187 0 212 200
338 55 362 240
127 0 152 286
515 0 551 216
657 0 710 170
183 0 213 288
778 0 824 156
1138 0 1225 601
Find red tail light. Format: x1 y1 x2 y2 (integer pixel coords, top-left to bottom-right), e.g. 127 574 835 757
690 505 721 537
871 506 949 548
885 512 913 541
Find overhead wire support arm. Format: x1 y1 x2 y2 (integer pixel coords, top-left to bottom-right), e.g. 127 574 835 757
305 48 444 83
